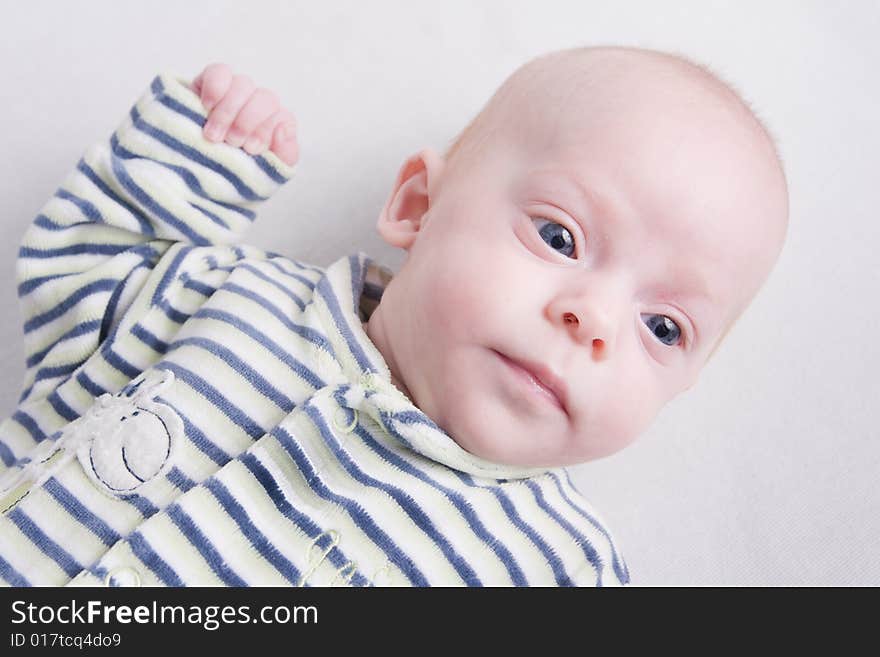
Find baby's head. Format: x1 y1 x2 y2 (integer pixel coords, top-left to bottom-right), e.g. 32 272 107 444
365 46 788 467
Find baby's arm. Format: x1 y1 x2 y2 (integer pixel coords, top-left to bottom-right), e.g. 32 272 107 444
14 66 296 405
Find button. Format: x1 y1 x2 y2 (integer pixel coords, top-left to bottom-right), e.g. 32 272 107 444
104 566 141 587
360 372 379 391
85 409 172 492
332 407 358 433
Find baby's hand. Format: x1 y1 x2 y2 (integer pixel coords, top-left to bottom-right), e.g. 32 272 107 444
192 63 298 166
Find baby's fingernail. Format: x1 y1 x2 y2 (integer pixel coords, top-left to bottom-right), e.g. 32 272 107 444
204 123 223 141
225 129 246 148
243 137 264 154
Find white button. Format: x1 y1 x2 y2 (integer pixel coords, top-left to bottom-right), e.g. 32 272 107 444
86 410 171 493
332 407 358 433
104 566 141 587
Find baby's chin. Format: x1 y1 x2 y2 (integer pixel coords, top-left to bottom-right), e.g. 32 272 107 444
454 401 645 467
431 387 578 468
410 346 644 467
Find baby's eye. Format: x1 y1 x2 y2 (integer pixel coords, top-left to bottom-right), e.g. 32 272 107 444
532 217 576 259
641 313 682 346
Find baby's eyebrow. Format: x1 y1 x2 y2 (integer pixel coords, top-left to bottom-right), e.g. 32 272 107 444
661 263 712 306
531 171 603 221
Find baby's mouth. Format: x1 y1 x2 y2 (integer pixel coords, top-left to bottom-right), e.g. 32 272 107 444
491 350 569 418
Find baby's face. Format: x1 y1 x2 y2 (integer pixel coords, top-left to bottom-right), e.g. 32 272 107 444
368 61 787 467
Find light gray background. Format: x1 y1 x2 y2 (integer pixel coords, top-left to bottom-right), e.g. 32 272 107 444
1 0 876 586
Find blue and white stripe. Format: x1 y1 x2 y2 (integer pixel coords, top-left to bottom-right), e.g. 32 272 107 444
0 73 627 587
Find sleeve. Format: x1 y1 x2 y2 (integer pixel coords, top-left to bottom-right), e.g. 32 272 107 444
14 73 295 404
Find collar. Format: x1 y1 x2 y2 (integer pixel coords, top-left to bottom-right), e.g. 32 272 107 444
312 252 550 481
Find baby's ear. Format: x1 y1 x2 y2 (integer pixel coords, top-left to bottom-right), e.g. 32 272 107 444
376 148 444 249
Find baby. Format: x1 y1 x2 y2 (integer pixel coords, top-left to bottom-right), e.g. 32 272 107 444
0 46 787 587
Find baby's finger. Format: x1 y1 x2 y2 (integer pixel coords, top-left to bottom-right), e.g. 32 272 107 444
269 116 299 166
196 63 232 112
226 89 279 148
242 111 288 156
204 74 255 143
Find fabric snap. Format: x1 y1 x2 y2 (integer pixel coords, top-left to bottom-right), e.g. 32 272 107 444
332 407 358 434
360 372 379 391
104 566 141 587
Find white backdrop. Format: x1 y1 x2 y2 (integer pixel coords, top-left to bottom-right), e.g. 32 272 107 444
1 0 876 586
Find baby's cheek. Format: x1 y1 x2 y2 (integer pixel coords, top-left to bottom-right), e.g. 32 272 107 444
417 260 502 341
583 372 661 458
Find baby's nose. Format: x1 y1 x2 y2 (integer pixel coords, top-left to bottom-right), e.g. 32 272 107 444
562 310 614 360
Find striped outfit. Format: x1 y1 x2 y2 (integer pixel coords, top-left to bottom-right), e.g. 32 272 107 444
0 74 629 587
